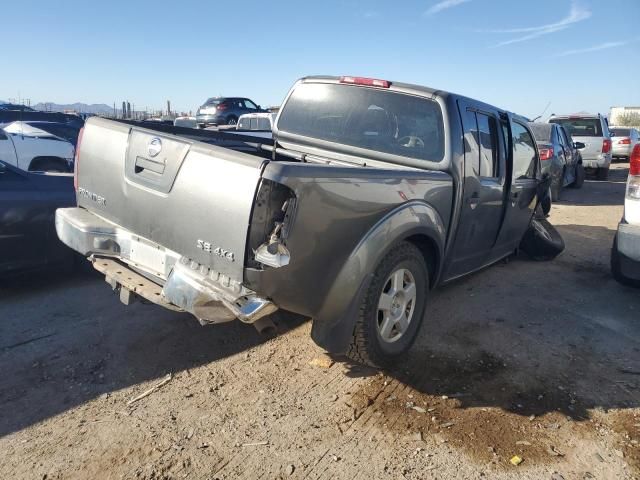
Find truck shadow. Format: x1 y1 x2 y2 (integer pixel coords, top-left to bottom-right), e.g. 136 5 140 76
370 227 640 421
0 268 305 438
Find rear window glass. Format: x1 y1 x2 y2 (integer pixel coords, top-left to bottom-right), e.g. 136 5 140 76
204 98 222 106
610 127 630 137
527 123 552 142
549 118 602 137
278 83 445 162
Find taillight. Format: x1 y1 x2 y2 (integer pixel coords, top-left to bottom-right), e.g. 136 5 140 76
619 137 631 145
630 144 640 176
339 76 391 88
602 138 612 153
539 147 554 161
74 127 84 191
217 104 228 111
627 145 640 200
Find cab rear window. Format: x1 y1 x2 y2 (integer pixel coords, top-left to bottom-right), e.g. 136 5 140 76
278 83 445 162
549 118 602 137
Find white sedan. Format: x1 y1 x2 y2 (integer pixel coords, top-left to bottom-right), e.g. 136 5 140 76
0 121 75 172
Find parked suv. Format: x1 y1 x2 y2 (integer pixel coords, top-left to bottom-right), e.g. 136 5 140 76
196 97 265 128
611 144 640 286
548 113 612 180
610 126 640 161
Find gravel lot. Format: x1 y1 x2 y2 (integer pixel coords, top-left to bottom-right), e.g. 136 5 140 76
1 162 638 480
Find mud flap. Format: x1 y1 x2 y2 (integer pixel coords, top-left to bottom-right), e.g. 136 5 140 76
519 218 565 261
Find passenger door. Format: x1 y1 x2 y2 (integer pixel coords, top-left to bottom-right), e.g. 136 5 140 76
445 101 507 279
493 119 539 253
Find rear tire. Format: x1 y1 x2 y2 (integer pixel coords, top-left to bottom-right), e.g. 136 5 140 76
347 242 429 368
519 218 565 261
570 164 585 189
226 116 238 126
597 167 609 181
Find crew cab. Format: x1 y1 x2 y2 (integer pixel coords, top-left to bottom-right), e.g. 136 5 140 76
56 76 552 366
0 121 75 172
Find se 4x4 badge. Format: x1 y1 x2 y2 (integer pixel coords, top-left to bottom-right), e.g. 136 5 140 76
196 240 235 262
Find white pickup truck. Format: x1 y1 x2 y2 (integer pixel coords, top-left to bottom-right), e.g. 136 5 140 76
0 121 75 172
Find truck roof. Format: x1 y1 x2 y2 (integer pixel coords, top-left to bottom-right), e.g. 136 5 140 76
300 75 528 123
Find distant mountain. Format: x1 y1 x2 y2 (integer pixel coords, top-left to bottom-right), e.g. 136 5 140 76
33 102 114 114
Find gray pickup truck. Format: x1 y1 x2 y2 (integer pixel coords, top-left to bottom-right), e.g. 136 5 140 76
56 76 553 367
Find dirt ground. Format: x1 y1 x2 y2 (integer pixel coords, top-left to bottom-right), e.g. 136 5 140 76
1 162 638 480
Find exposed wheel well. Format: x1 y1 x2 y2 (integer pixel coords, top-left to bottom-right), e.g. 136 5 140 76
404 234 439 288
29 156 70 172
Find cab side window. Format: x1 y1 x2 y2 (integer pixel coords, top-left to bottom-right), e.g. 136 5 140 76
465 110 500 178
511 122 537 180
476 113 499 178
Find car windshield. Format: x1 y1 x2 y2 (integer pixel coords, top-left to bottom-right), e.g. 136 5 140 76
278 83 445 162
549 118 603 137
610 127 630 137
528 123 553 142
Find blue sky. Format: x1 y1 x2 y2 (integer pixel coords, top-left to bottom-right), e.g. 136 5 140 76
2 0 639 118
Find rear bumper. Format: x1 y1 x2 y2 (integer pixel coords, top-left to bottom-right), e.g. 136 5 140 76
196 114 224 125
615 221 640 280
612 144 632 158
55 207 277 324
582 153 611 169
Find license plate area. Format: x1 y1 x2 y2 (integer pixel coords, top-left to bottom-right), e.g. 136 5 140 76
128 237 166 277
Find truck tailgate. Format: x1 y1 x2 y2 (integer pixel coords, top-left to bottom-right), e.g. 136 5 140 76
76 117 266 282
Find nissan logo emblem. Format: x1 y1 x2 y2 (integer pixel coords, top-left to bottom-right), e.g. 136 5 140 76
147 137 162 158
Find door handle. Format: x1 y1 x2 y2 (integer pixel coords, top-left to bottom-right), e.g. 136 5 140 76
468 192 480 209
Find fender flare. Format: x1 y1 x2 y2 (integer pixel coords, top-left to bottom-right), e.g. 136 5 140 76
310 200 447 353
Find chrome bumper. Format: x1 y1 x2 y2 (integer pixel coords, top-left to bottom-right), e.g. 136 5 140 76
55 207 277 324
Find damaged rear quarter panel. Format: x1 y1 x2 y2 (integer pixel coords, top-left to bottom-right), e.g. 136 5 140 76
244 161 453 325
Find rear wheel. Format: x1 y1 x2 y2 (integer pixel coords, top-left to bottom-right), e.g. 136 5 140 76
226 116 238 126
570 164 585 188
597 167 609 181
347 242 428 368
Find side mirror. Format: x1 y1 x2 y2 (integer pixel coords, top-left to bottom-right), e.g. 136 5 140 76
574 142 585 149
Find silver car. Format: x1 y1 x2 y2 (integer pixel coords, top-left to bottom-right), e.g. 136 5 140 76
548 113 612 180
610 126 640 161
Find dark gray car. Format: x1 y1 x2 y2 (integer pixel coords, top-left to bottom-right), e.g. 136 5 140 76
57 76 557 367
528 122 585 201
0 161 75 276
196 97 266 128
